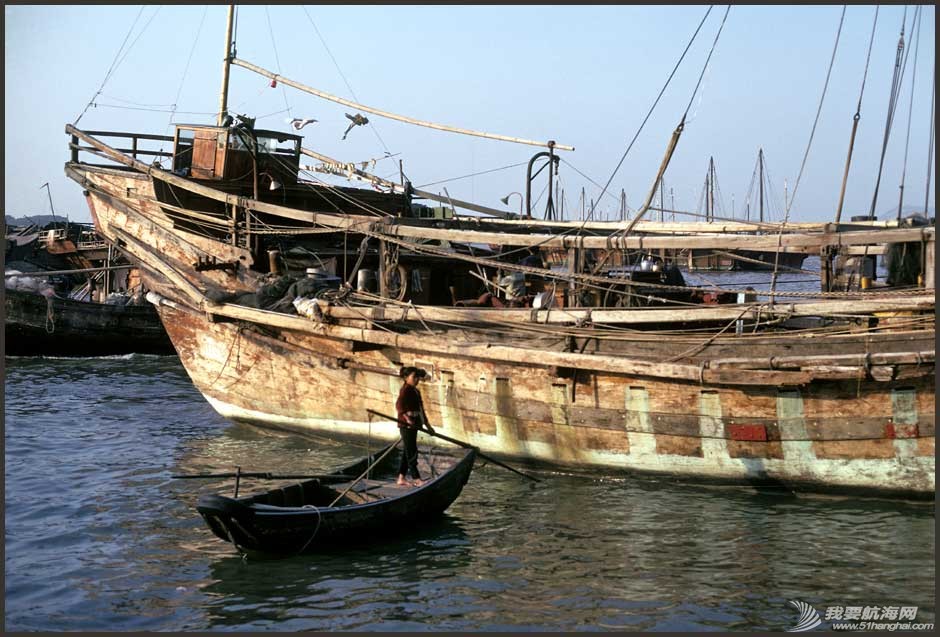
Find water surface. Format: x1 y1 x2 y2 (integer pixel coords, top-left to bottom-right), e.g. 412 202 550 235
4 354 933 631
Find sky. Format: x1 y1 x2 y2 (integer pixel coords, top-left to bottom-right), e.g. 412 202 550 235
4 4 936 225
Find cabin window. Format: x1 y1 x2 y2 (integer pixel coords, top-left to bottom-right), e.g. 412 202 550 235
227 132 298 156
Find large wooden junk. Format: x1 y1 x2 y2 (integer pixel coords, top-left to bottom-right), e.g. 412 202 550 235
63 119 935 499
62 9 935 497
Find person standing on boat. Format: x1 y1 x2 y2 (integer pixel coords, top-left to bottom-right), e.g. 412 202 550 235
396 366 434 486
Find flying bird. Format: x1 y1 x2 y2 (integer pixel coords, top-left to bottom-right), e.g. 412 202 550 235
287 117 318 131
342 112 369 140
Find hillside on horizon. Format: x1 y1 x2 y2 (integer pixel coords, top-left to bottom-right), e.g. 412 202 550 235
5 214 90 228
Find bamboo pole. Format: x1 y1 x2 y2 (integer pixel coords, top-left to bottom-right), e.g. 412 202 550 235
313 294 936 326
231 58 574 151
4 264 136 278
619 118 686 235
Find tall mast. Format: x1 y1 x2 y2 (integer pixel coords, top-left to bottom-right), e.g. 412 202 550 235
217 4 236 126
758 147 765 224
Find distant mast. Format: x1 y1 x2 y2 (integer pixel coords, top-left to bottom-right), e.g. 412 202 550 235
217 4 236 126
758 147 765 224
708 156 716 222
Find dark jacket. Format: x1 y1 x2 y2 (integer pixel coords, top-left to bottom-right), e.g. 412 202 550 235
396 384 424 430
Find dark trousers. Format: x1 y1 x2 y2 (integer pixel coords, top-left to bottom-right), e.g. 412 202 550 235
398 427 420 479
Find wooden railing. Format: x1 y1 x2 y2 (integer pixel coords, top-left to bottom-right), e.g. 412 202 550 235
69 130 175 165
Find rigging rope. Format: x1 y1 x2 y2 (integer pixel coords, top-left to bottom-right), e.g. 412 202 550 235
835 6 880 223
166 5 209 140
84 104 215 115
867 7 911 220
99 94 176 108
770 5 846 298
615 5 732 239
112 7 162 74
300 6 392 155
587 6 716 222
74 6 146 125
265 6 293 121
417 162 527 189
925 63 936 216
682 7 731 120
559 159 625 207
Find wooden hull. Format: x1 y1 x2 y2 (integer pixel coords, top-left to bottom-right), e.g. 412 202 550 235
66 158 936 498
196 444 476 555
4 287 175 356
734 249 808 271
688 249 808 271
152 299 935 498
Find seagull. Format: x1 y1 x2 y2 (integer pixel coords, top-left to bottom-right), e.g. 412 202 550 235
287 117 318 131
342 112 369 140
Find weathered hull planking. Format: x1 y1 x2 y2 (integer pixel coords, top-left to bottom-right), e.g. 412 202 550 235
154 299 935 498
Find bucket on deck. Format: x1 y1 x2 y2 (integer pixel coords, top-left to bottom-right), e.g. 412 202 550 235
357 269 377 293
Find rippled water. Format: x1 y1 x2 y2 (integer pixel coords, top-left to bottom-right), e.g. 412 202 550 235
4 353 934 631
3 259 931 630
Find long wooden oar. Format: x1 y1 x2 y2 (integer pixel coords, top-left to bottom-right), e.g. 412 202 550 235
171 471 351 481
367 409 541 483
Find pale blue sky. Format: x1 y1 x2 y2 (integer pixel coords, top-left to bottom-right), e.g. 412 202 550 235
4 4 936 224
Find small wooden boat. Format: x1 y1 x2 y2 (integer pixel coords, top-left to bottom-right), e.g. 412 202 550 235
4 287 175 357
196 442 476 556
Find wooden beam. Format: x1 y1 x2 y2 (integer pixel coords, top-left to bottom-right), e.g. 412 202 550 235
480 217 899 233
207 299 813 385
382 223 934 251
67 126 934 251
314 294 935 326
232 57 574 151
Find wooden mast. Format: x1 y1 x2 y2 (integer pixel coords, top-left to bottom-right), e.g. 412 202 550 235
217 4 235 126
